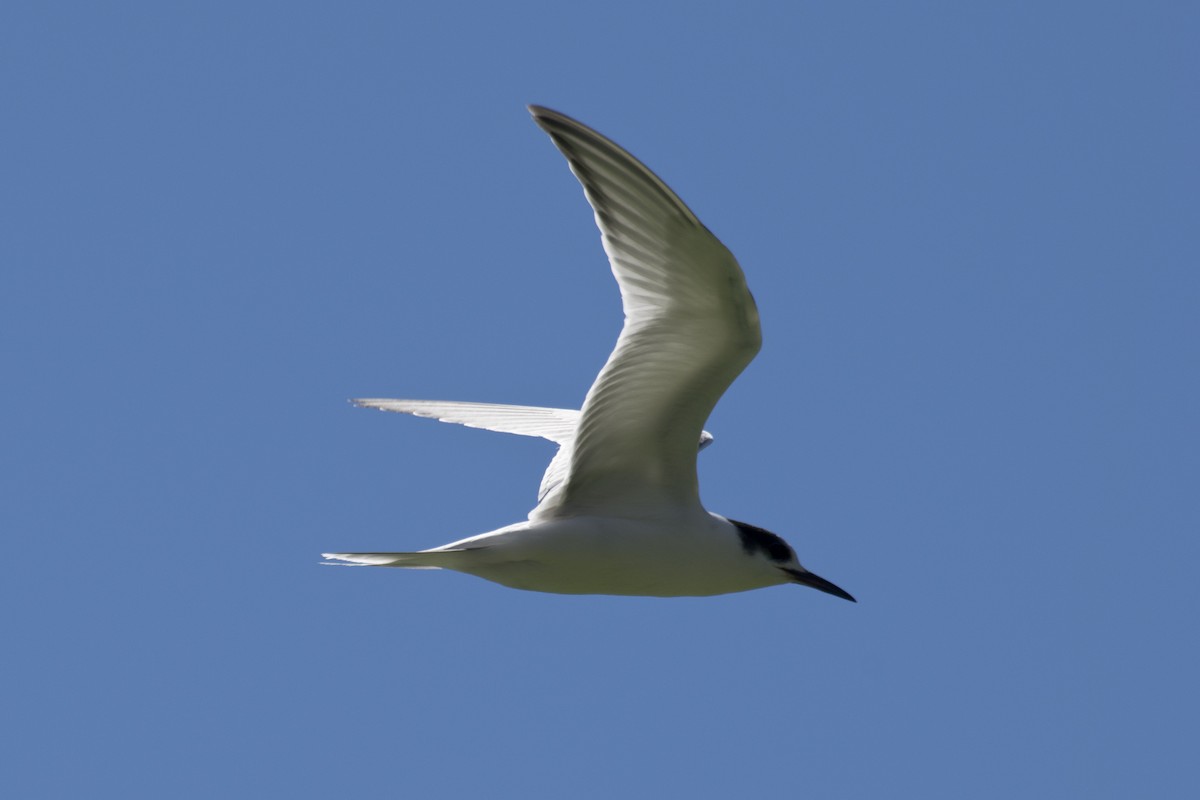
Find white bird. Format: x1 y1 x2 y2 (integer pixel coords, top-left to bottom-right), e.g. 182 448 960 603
323 106 855 601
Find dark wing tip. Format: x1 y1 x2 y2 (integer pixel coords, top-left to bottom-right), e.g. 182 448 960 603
528 104 573 135
527 103 561 119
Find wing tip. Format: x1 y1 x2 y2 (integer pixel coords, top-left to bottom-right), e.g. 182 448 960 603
528 105 611 147
351 398 411 412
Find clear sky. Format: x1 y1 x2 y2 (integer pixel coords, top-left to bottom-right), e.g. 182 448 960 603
4 2 1196 797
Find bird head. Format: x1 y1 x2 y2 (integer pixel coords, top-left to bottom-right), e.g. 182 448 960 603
728 518 856 602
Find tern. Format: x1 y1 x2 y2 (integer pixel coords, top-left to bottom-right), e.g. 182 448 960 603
323 106 855 601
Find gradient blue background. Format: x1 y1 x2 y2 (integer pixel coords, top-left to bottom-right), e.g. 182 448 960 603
4 2 1196 797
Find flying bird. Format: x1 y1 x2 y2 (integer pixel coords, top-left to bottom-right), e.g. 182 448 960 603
323 106 855 601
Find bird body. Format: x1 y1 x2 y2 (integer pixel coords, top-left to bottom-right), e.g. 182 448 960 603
323 106 855 603
329 512 800 597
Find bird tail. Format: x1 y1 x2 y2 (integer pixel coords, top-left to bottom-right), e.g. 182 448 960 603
320 550 468 569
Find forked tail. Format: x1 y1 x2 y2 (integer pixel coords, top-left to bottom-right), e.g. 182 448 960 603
320 550 465 569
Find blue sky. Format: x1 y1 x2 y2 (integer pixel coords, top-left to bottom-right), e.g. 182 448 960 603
3 2 1197 797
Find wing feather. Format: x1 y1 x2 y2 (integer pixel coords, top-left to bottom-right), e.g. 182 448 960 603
353 397 714 504
352 399 579 443
527 107 760 518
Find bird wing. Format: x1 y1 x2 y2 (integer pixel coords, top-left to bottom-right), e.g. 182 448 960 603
527 107 760 519
353 398 579 443
353 398 578 501
354 398 714 503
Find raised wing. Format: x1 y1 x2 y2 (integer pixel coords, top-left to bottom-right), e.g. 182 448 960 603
527 107 760 519
353 398 714 503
